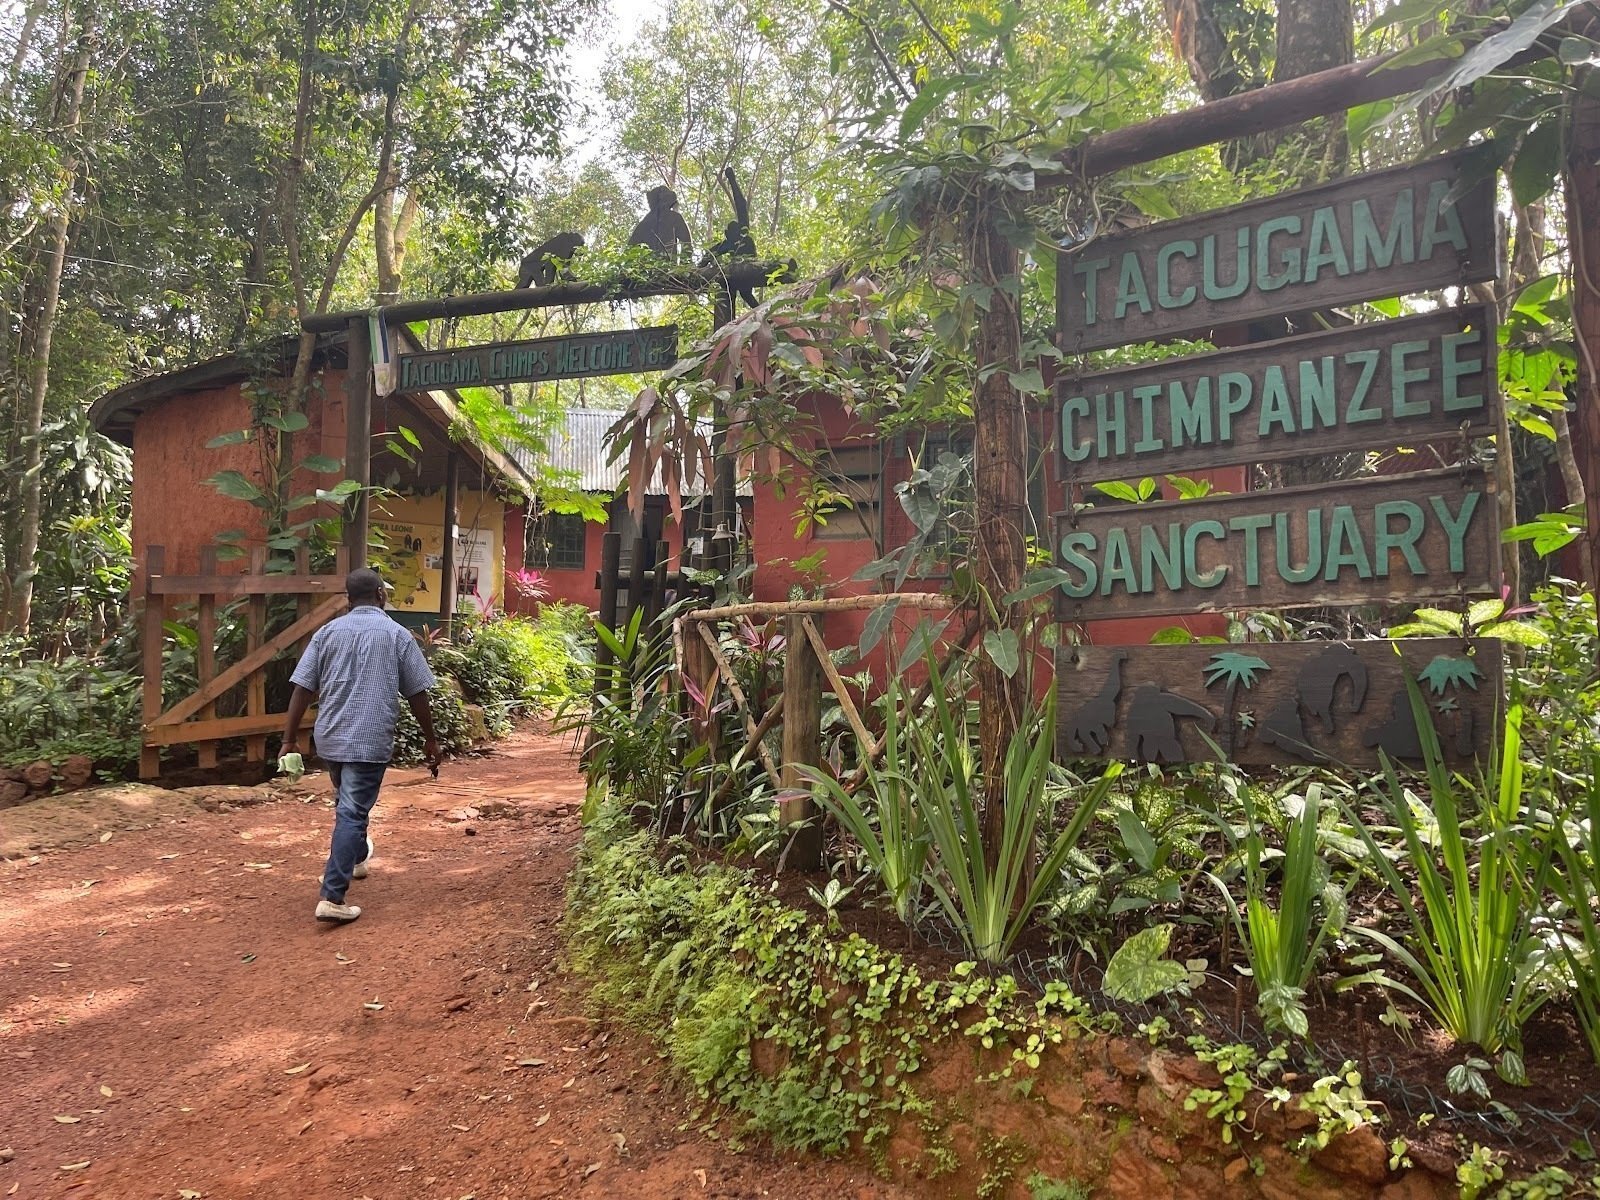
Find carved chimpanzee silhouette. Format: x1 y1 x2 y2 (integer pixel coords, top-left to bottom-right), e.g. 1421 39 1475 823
516 232 585 290
628 185 693 262
700 167 759 306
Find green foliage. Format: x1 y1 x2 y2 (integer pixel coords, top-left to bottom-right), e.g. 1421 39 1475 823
1102 924 1192 1003
430 606 594 734
912 657 1123 963
1530 748 1600 1066
0 639 142 774
1341 697 1554 1071
1209 782 1347 1037
392 678 477 765
804 677 928 924
1027 1174 1090 1200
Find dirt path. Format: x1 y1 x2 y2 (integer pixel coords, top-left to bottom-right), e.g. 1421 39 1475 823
0 728 907 1199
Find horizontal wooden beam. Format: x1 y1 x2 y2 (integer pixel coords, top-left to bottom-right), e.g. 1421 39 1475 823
148 574 345 596
1046 30 1552 183
143 711 313 746
681 592 958 623
302 260 796 333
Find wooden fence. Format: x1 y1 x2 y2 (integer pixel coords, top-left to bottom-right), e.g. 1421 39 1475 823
138 544 350 779
670 592 971 867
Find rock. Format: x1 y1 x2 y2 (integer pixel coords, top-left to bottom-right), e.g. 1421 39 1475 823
447 807 481 823
1146 1133 1181 1163
462 703 490 743
60 754 94 790
0 780 28 808
22 760 54 789
1104 1142 1176 1200
1223 1157 1251 1185
176 784 275 813
1313 1124 1390 1185
0 765 23 782
1106 1038 1148 1079
1380 1171 1454 1200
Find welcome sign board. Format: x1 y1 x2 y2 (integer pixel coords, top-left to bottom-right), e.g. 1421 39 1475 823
1056 153 1498 354
1058 305 1495 482
397 325 678 391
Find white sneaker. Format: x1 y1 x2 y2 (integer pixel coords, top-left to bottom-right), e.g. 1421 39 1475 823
315 900 361 922
352 837 375 880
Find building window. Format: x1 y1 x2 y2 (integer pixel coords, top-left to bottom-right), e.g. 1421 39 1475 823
525 511 587 571
814 445 882 542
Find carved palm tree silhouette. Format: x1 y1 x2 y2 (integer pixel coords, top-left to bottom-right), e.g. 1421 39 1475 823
1203 651 1272 755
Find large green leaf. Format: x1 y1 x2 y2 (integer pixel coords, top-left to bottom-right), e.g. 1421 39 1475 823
1103 924 1191 1003
983 628 1020 678
208 469 267 504
1510 118 1563 207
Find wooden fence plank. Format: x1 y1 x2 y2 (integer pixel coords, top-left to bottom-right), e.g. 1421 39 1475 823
196 547 219 769
800 616 873 757
139 546 167 780
148 575 345 596
145 711 317 746
151 594 349 728
780 613 824 869
245 562 268 763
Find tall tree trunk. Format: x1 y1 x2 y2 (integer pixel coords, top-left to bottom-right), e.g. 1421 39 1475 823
970 213 1029 862
1565 25 1600 609
5 0 43 103
9 10 91 634
1271 0 1353 171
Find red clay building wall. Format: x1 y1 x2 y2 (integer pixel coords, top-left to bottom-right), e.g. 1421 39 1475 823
129 370 348 585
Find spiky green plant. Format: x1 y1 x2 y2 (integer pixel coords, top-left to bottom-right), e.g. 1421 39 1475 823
913 656 1123 964
1209 780 1345 1037
1341 693 1553 1077
803 677 927 924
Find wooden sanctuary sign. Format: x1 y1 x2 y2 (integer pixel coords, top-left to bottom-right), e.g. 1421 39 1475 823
1058 305 1495 483
1056 152 1498 354
397 325 678 391
1053 468 1498 622
1056 639 1503 769
1051 153 1507 768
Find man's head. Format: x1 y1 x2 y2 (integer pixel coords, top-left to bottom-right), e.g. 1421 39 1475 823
346 567 386 606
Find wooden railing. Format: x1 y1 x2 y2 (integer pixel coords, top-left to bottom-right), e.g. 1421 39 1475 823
138 544 349 778
673 592 973 867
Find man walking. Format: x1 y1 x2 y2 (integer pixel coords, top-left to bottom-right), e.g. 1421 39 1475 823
282 567 439 923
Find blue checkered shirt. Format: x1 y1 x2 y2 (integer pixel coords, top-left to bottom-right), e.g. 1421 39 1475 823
290 605 436 763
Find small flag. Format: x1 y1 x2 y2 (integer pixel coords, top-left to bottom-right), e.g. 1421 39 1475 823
370 311 397 396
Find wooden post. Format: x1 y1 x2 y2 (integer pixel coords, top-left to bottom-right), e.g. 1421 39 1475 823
626 536 647 632
195 546 219 770
710 287 736 579
646 538 670 632
342 316 372 569
245 546 268 764
780 612 824 869
439 449 460 635
595 530 622 696
139 545 166 780
971 213 1030 862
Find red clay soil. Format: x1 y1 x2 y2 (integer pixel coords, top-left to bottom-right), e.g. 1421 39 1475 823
0 727 910 1200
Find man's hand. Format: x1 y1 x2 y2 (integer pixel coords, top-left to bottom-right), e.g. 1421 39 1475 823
423 737 441 768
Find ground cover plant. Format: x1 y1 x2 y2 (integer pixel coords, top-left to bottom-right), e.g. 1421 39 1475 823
567 579 1600 1185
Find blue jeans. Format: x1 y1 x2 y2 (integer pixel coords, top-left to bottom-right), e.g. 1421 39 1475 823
320 762 387 903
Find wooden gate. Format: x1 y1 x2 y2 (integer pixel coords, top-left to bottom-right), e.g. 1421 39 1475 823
138 544 350 778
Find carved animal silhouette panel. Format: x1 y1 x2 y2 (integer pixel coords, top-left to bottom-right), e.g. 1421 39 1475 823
1056 639 1501 769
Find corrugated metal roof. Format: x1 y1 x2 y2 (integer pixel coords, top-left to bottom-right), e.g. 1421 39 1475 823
517 407 742 497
